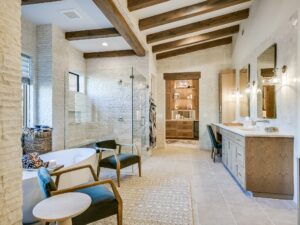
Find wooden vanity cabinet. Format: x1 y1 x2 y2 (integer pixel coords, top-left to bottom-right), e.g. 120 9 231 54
221 128 294 199
166 121 194 139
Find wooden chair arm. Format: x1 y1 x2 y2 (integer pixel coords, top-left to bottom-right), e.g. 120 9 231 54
118 143 141 156
51 164 98 187
50 179 122 205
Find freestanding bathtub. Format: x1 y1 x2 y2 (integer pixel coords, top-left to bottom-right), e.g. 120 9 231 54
22 148 97 224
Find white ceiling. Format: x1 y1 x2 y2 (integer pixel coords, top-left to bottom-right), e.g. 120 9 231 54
22 0 132 52
69 36 131 52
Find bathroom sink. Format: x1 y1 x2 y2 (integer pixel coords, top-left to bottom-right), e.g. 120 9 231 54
238 127 260 131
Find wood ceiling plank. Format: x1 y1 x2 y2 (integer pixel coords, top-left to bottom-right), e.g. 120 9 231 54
84 50 136 59
128 0 169 12
156 37 232 60
22 0 62 5
93 0 146 56
147 9 249 44
153 25 239 53
65 28 120 41
140 0 250 30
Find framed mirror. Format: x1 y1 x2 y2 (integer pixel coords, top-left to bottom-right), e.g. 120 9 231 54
257 44 277 119
239 65 250 117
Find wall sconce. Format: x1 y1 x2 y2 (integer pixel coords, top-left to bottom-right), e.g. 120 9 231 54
230 88 242 99
245 81 261 95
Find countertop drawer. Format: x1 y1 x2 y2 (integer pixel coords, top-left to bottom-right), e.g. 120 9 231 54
177 124 193 130
177 131 193 138
166 130 177 138
166 121 177 129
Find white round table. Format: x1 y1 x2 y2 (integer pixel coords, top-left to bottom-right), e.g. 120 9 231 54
33 192 91 225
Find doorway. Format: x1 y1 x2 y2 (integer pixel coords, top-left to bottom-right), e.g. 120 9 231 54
164 72 200 147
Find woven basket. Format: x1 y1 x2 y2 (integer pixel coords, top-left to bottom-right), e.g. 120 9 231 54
23 129 52 155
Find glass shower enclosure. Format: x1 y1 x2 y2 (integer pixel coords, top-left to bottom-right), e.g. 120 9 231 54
64 66 148 154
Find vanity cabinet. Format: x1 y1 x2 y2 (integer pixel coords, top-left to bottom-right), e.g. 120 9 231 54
222 130 245 188
220 127 294 199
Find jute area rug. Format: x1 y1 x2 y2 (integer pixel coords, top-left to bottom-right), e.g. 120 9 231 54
90 175 193 225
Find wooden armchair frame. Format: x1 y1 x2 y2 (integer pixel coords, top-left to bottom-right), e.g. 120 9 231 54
49 165 123 225
96 143 142 187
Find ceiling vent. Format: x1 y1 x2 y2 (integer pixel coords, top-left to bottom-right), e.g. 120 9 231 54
61 9 81 19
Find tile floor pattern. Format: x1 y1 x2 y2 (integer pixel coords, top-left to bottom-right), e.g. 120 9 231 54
100 145 298 225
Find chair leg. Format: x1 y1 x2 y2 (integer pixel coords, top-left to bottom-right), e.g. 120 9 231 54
138 159 142 177
116 167 121 187
117 201 123 225
97 165 101 178
213 149 216 163
211 146 214 159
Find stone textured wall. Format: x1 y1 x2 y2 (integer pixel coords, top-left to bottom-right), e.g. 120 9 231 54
36 25 53 127
157 45 233 149
0 0 23 224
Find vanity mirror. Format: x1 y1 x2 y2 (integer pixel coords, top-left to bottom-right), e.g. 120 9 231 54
239 65 250 117
257 44 277 119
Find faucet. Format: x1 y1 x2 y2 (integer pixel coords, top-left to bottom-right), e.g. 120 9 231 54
252 119 270 126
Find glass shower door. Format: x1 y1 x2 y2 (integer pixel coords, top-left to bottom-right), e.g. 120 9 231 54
132 68 148 153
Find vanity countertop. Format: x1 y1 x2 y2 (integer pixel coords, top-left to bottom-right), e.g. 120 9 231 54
213 123 294 138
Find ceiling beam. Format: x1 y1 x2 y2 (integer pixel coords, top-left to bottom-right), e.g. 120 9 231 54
84 50 136 59
93 0 146 56
153 25 239 53
140 0 250 30
128 0 169 12
147 8 249 44
22 0 62 5
65 28 120 41
163 72 201 80
156 37 232 60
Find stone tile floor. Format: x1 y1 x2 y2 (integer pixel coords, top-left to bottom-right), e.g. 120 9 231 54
142 144 298 225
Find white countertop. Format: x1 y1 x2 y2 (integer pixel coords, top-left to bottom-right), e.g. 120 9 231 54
213 123 294 138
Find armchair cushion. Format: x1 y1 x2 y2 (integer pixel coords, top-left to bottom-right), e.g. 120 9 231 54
100 153 140 169
73 185 118 225
37 167 57 198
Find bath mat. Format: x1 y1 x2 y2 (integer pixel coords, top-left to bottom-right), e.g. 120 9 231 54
89 176 193 225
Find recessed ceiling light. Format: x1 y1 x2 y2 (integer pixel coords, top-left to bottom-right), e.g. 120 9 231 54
102 42 108 47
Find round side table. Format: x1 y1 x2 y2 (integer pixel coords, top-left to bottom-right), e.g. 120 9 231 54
33 192 91 225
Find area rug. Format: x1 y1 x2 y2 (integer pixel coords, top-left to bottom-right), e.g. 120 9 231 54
90 176 194 225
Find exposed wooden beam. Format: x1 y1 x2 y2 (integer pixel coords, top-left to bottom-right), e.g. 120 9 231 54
156 37 232 60
84 50 136 59
22 0 62 5
140 0 250 30
147 9 249 44
153 25 239 53
128 0 169 12
163 72 201 80
65 28 120 41
93 0 146 56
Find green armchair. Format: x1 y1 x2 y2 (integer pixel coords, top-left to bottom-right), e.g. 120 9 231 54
37 165 122 225
95 140 142 187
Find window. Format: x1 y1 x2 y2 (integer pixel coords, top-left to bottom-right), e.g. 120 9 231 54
21 54 31 128
69 72 80 92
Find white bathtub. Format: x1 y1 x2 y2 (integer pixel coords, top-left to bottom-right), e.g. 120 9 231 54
22 148 97 224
